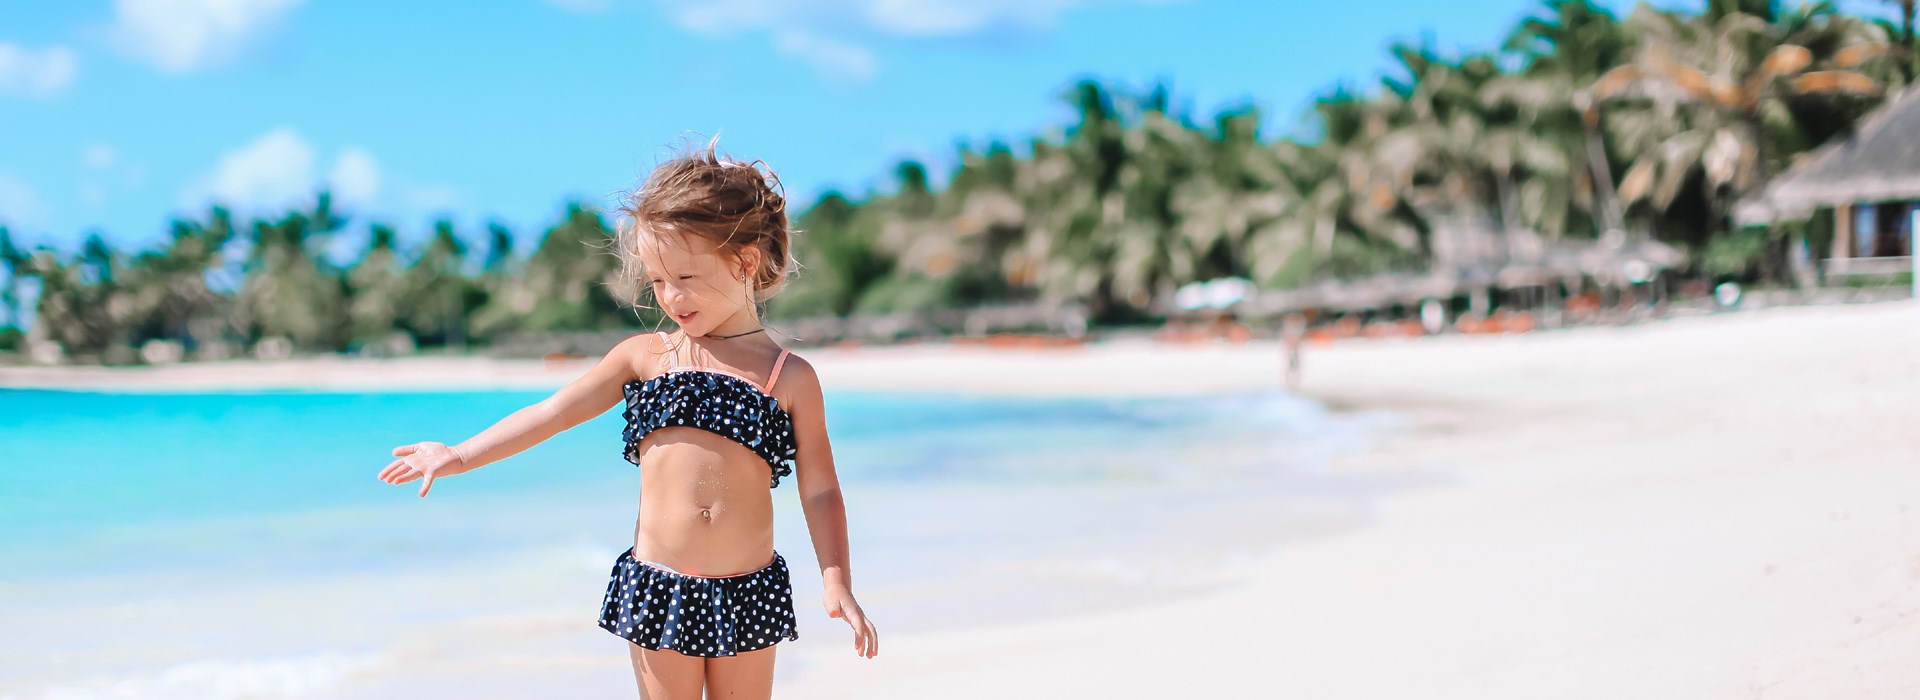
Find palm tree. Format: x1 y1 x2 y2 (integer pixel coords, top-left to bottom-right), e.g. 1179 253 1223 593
25 234 128 359
466 221 525 339
1103 85 1207 311
938 135 1077 307
1173 107 1294 284
400 219 472 347
1509 1 1634 80
234 194 350 351
1034 80 1141 318
125 209 234 349
773 190 894 318
1875 0 1916 79
0 226 28 334
1354 45 1564 271
346 223 407 346
1509 1 1634 237
518 203 628 331
1595 2 1889 252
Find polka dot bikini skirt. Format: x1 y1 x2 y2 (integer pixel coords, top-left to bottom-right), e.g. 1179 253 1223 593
598 548 799 657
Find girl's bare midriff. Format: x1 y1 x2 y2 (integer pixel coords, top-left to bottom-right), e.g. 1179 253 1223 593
630 427 778 577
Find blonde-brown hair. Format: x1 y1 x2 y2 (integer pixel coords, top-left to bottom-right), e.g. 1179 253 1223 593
615 137 793 311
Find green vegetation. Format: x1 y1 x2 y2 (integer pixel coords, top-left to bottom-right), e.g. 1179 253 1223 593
2 0 1914 363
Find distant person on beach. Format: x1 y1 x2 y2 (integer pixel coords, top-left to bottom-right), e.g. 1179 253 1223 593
1282 312 1306 390
377 140 877 699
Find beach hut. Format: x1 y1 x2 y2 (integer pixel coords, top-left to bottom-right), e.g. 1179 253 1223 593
1736 85 1920 286
1242 228 1683 334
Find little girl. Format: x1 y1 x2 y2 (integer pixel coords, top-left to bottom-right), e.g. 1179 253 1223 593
376 143 878 699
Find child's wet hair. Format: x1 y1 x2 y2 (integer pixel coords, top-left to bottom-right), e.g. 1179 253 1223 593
615 137 793 310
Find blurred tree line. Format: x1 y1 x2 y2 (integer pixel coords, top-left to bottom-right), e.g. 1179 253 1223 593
1 0 1914 361
0 199 638 362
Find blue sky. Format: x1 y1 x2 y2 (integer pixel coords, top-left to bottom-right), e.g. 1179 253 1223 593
0 0 1902 253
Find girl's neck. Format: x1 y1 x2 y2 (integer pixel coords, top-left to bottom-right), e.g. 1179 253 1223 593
695 310 763 340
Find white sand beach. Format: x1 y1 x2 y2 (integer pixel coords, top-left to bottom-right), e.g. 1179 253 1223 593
782 302 1920 699
6 302 1919 699
0 335 1290 398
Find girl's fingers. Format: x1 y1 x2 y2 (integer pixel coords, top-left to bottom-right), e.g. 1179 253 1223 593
388 460 420 484
840 607 876 657
377 449 439 494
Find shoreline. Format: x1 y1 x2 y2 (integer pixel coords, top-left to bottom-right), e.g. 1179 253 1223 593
0 338 1298 398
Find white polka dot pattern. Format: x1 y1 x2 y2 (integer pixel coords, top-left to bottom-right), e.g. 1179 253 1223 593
597 548 800 657
621 372 799 488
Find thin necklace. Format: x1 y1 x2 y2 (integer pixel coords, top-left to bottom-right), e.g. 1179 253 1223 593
707 327 767 340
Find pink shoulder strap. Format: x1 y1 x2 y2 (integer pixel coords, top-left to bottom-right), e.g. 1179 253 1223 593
657 331 681 371
765 349 792 391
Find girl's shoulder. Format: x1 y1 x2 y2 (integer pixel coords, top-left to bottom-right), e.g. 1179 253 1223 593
768 345 820 393
609 331 674 382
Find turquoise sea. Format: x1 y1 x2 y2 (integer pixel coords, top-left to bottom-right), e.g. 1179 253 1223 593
0 384 1407 698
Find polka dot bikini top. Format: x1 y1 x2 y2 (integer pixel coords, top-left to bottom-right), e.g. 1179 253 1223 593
621 333 798 488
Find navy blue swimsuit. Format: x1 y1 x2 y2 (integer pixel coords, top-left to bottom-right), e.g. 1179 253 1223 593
619 334 798 488
599 332 803 656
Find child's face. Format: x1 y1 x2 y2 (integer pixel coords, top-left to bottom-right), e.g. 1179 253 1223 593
634 230 756 335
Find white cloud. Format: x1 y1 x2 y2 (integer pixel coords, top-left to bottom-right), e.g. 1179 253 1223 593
655 0 1167 81
772 30 876 84
184 129 405 217
660 0 1150 37
0 43 78 98
327 147 381 207
0 172 47 228
191 126 317 210
111 0 305 74
861 0 1082 36
210 127 316 207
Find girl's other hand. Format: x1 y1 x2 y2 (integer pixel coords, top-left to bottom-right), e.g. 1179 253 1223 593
823 588 879 659
377 442 467 498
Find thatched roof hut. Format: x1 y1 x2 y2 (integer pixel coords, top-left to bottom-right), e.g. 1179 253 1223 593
1736 85 1920 225
1241 232 1684 319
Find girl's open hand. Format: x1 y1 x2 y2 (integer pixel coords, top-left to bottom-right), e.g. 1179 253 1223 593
378 442 467 497
823 587 878 659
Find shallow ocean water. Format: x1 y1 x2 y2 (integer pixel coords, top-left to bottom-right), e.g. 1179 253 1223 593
0 385 1410 698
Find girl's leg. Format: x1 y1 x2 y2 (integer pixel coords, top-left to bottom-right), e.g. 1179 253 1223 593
629 644 705 700
704 644 777 699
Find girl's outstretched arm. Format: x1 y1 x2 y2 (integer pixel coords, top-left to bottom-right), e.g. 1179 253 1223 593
377 335 647 497
782 355 880 659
